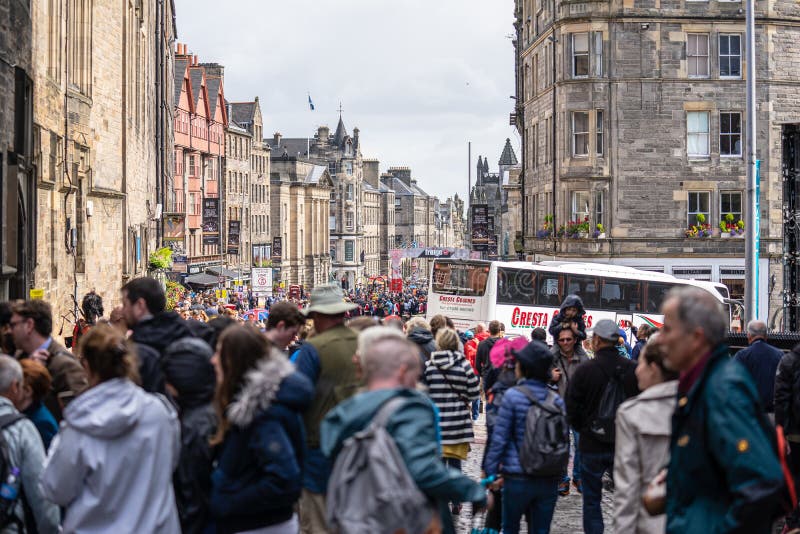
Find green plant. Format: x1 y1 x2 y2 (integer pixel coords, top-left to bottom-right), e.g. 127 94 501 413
148 247 173 271
165 280 185 311
725 213 735 223
695 213 706 224
737 219 745 229
596 223 605 233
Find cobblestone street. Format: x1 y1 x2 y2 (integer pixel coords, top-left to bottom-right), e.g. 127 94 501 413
456 414 613 533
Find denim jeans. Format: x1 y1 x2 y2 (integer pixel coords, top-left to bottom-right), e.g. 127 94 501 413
472 398 480 420
580 450 614 534
501 476 560 534
561 428 582 483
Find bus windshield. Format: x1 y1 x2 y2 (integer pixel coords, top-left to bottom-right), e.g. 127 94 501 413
431 261 490 297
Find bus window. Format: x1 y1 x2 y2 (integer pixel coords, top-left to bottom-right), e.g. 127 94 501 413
536 271 563 308
497 267 536 305
566 275 601 308
645 282 676 314
601 279 643 312
431 261 489 297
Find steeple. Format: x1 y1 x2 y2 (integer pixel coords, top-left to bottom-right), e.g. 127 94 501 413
476 156 483 186
482 157 489 174
333 115 347 147
499 138 519 167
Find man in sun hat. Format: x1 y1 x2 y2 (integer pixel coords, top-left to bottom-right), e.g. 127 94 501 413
294 283 360 534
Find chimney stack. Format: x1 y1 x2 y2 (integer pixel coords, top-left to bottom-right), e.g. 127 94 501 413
273 132 282 146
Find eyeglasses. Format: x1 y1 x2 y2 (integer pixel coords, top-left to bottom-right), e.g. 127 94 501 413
557 338 574 343
7 320 27 329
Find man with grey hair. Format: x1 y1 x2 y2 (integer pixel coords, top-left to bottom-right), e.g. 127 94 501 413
321 336 487 533
659 287 784 533
733 319 783 417
0 355 59 532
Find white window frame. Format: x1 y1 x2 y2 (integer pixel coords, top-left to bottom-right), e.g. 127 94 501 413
719 34 742 79
720 191 743 222
346 211 354 230
687 34 710 78
720 111 742 157
687 111 710 158
572 33 589 78
571 190 590 222
571 111 590 157
594 190 605 227
346 183 354 201
687 191 711 227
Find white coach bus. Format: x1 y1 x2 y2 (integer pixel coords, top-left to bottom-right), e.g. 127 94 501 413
426 259 731 341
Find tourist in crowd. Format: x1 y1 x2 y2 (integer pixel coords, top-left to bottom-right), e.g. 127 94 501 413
17 358 58 450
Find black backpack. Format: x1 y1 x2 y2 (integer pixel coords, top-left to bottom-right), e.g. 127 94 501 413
514 386 570 476
0 413 26 530
587 366 627 444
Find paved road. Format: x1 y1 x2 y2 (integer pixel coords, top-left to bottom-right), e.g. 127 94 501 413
455 414 613 533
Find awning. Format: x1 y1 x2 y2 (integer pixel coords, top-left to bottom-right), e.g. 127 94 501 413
206 266 240 279
185 273 221 286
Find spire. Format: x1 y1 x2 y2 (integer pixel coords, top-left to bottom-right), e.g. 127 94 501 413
476 156 483 186
333 115 347 147
499 138 519 166
482 157 489 174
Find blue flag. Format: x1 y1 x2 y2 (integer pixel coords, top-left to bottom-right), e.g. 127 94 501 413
308 94 315 111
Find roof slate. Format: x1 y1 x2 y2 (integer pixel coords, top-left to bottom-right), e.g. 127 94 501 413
230 102 255 128
174 58 188 108
333 116 347 147
499 138 519 166
189 68 204 110
206 77 221 117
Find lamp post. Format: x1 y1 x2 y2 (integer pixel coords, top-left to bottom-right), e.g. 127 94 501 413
744 0 759 323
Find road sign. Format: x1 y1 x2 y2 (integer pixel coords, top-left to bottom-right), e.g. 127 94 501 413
251 268 273 297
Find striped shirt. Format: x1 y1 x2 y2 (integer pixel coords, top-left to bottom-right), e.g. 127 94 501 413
425 350 480 445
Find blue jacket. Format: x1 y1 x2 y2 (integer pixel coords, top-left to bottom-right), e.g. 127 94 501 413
23 400 58 451
484 378 565 477
210 357 313 534
733 339 783 413
666 345 784 534
321 388 485 534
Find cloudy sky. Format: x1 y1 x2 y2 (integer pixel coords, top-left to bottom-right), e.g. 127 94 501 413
173 0 519 202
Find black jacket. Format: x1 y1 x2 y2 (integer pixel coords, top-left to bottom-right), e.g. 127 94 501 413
476 336 500 385
733 339 783 413
176 404 217 534
130 312 196 394
775 347 800 436
408 328 436 371
548 294 587 341
565 346 639 453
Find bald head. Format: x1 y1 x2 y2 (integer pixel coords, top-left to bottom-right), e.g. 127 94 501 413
746 320 768 341
362 336 421 384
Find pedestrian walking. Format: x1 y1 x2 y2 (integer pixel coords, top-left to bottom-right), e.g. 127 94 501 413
10 300 88 421
565 319 639 534
17 359 58 450
40 324 181 533
425 327 480 515
264 301 306 353
72 291 104 357
630 324 653 361
209 325 313 534
0 355 60 533
548 295 587 342
660 287 784 533
734 319 783 421
775 342 800 531
613 335 678 533
406 316 437 371
476 321 504 386
293 283 360 534
321 330 487 534
484 340 566 534
551 329 589 496
162 338 217 534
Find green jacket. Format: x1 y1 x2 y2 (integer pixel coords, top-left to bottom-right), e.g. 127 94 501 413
321 388 486 534
302 324 359 448
666 345 784 534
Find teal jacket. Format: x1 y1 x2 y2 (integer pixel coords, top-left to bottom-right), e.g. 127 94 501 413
321 387 485 534
666 345 784 534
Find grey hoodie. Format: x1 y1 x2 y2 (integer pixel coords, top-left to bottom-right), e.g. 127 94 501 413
40 378 181 534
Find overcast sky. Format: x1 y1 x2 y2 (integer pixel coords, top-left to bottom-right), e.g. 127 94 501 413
173 0 519 203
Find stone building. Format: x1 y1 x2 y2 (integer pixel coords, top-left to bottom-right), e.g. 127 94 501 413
0 0 34 300
222 119 251 275
31 0 175 320
229 99 270 276
512 0 800 316
363 158 395 278
267 115 368 290
269 156 332 288
169 48 227 280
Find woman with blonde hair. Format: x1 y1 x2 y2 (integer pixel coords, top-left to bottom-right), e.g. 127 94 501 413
209 325 313 533
40 324 181 533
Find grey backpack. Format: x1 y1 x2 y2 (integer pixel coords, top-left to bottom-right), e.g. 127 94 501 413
326 397 435 534
515 386 570 476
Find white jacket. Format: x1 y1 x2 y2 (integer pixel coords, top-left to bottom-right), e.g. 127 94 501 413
40 378 180 534
613 380 678 534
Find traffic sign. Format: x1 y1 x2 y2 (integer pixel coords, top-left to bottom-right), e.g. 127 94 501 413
251 268 273 296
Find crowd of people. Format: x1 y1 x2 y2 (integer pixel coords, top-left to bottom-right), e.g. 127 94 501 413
0 280 797 533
